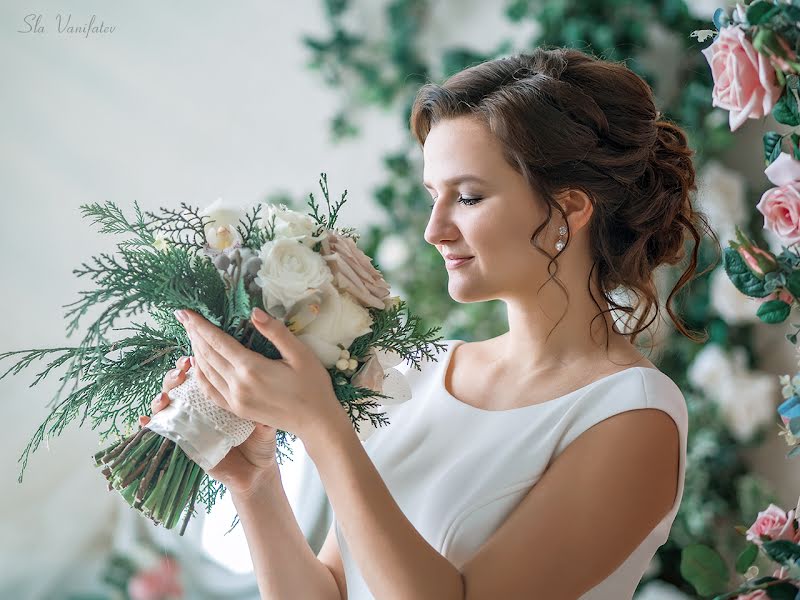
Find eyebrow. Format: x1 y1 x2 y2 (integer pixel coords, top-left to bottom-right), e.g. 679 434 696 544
422 175 489 190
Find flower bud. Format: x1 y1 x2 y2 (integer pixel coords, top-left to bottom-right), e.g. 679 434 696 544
731 226 778 278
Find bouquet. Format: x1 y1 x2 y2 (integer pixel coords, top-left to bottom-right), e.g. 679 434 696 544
1 173 445 535
681 3 800 596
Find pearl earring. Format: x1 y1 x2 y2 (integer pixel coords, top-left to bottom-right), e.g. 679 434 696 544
555 225 567 252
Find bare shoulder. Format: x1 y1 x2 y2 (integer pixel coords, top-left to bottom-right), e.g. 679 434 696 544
460 406 681 598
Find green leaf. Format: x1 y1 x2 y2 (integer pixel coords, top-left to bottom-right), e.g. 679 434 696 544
681 544 729 597
762 539 800 566
723 247 769 297
222 272 252 333
773 90 800 127
746 1 773 25
757 299 791 324
791 134 800 161
736 543 759 574
764 581 799 598
786 270 800 297
765 131 784 165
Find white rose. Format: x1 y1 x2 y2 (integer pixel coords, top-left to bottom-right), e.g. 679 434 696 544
696 160 747 243
262 203 321 246
199 198 247 250
715 372 778 442
376 234 411 271
295 285 374 368
710 266 761 325
687 343 735 393
255 238 334 315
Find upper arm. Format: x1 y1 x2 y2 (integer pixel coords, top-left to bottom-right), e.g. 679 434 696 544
317 520 347 600
460 408 681 599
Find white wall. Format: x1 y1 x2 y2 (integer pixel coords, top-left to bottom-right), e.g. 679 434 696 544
0 2 406 597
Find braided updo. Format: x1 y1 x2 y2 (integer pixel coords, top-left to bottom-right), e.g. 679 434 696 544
410 46 720 349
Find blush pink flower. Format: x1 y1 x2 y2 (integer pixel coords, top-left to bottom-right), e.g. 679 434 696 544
745 504 798 547
701 26 782 131
756 183 800 246
128 556 183 600
737 591 767 599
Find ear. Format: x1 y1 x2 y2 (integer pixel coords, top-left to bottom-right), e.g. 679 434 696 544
557 188 593 233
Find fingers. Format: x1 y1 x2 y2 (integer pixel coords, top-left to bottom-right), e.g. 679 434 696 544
192 356 232 412
185 324 236 381
151 391 170 414
162 356 191 393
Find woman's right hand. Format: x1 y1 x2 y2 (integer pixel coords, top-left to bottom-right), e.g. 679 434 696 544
138 355 282 497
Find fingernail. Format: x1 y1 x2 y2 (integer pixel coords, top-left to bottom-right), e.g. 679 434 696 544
189 356 196 367
252 307 270 323
174 309 187 323
177 356 190 368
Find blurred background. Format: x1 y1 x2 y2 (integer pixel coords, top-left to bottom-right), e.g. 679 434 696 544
2 1 799 598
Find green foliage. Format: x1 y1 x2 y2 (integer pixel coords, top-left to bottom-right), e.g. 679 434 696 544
680 544 728 597
723 247 769 298
4 192 441 516
756 299 791 323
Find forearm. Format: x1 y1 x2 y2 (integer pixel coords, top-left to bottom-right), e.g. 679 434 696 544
231 470 340 600
303 413 465 600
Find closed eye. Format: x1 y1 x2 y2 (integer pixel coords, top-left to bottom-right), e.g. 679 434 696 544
429 195 483 209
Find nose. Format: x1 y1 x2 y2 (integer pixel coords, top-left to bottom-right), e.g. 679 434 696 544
423 201 459 248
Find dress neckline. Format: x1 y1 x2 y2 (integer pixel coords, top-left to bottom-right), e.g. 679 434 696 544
440 339 664 414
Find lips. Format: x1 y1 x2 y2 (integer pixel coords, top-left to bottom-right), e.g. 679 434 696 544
445 256 474 269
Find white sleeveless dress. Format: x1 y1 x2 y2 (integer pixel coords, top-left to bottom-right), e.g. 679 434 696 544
335 339 688 599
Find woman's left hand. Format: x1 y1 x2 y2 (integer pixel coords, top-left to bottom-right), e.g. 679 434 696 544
174 306 346 439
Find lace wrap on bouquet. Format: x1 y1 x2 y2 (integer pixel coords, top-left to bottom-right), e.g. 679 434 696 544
145 367 256 470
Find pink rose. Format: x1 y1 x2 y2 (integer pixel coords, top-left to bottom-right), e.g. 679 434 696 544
737 591 767 599
745 504 798 547
765 152 800 187
128 556 183 600
701 26 782 131
756 183 800 245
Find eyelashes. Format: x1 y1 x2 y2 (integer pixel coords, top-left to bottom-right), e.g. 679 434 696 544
429 196 484 209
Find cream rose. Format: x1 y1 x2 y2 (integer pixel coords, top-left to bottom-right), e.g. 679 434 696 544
254 238 334 315
199 198 246 251
294 283 374 368
701 25 782 132
262 203 322 246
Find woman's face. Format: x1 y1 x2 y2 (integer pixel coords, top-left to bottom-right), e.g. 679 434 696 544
422 115 563 304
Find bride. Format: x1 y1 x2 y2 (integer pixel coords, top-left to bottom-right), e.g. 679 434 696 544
142 46 717 599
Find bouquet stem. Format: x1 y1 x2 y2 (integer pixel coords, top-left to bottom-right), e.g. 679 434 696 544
94 427 204 536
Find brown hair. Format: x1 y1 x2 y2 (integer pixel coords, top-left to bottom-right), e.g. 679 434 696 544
409 46 720 352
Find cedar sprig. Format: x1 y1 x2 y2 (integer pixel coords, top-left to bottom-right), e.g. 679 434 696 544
234 203 272 248
350 299 448 371
307 172 348 233
143 202 210 250
79 201 155 250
